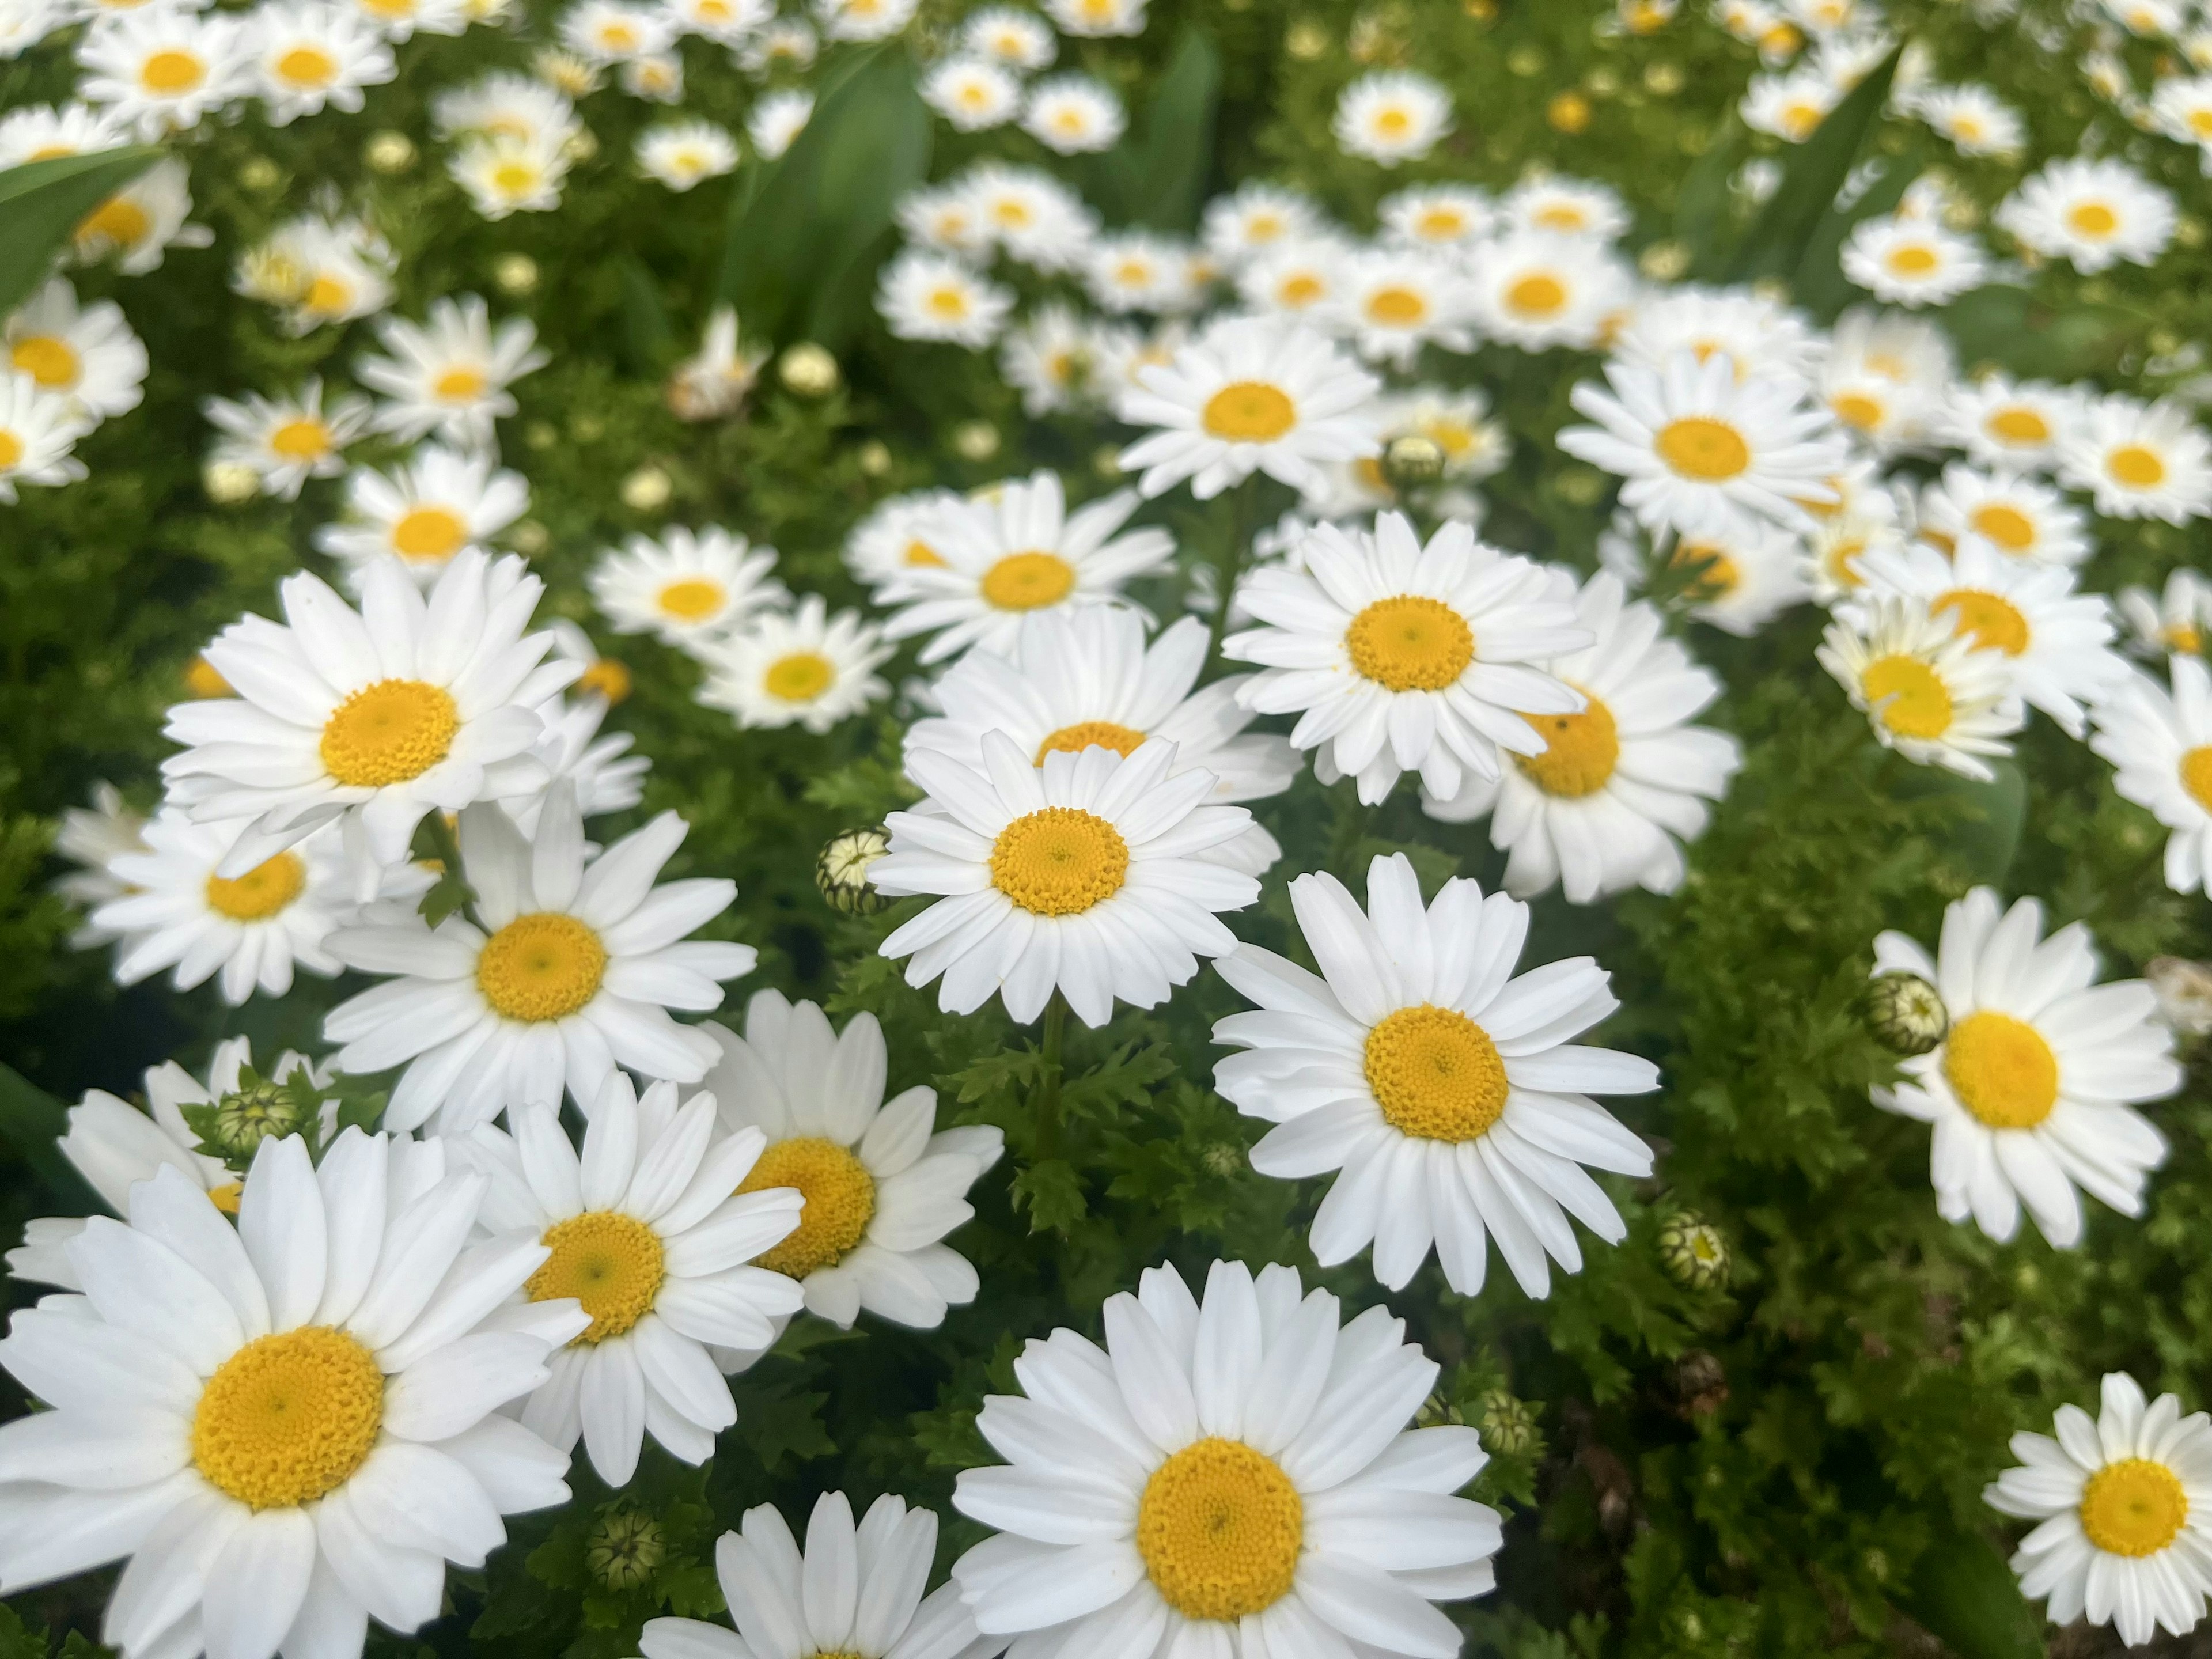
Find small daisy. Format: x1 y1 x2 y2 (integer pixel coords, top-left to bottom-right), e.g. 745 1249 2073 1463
5 276 145 423
1020 72 1122 153
1380 183 1496 249
2091 654 2212 893
1996 157 2176 274
635 118 738 190
1466 230 1632 351
0 101 130 166
0 367 89 503
666 305 769 422
922 55 1020 131
249 0 393 123
619 52 684 101
2150 73 2212 158
1325 248 1475 366
843 488 965 592
1817 595 2025 779
1914 463 2091 567
450 126 573 219
1201 182 1325 266
2057 395 2212 522
316 442 531 586
1041 0 1143 35
588 525 786 650
960 161 1097 271
1819 312 1953 455
1612 285 1819 382
666 0 766 40
1987 1374 2212 1646
1872 887 2180 1245
1940 374 2079 474
1839 214 1990 306
431 70 578 147
203 378 372 500
74 10 249 138
815 0 916 40
1648 521 1815 635
1083 231 1201 315
1236 237 1349 319
69 156 211 276
737 17 813 73
1225 512 1590 805
237 213 398 335
896 181 992 259
1305 385 1510 521
2115 568 2211 658
745 87 812 157
51 780 146 944
1914 82 2025 156
877 249 1015 348
1503 176 1630 241
872 732 1260 1028
355 295 548 448
695 595 892 734
1741 67 1839 140
1332 69 1453 165
559 0 674 60
962 4 1054 67
999 301 1103 414
324 784 756 1130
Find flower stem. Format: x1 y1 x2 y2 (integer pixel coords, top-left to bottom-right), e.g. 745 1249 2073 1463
1034 990 1068 1157
1206 473 1263 671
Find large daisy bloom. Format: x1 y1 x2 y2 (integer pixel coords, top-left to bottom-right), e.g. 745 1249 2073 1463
2092 654 2212 894
1115 316 1382 501
700 991 1005 1344
1816 596 2024 781
2056 395 2212 524
1213 854 1658 1296
1986 1373 2212 1646
872 732 1260 1028
160 550 575 899
589 526 787 652
1995 157 2176 274
1224 512 1590 805
1872 887 2181 1246
323 785 755 1132
950 1256 1503 1654
0 1132 584 1659
458 1074 805 1485
1424 571 1743 902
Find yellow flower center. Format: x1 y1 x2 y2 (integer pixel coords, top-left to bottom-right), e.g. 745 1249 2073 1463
656 577 726 621
1366 285 1427 325
320 679 460 787
1986 406 2050 445
2169 624 2203 655
1373 107 1412 138
1278 273 1324 307
1831 392 1886 431
1201 381 1296 442
1036 719 1146 763
78 196 151 249
192 1327 384 1509
1934 589 2029 656
2080 1460 2188 1557
204 852 307 921
10 335 77 389
599 21 637 47
140 48 206 93
304 274 352 313
186 656 233 697
1505 272 1567 317
1417 207 1466 238
276 44 337 85
2068 201 2119 239
1968 502 2036 551
1822 536 1866 589
903 538 946 568
1670 540 1741 599
927 285 972 319
527 1211 664 1342
2180 745 2212 812
492 160 540 195
577 657 631 702
1942 1010 2059 1129
2191 109 2212 138
1654 416 1750 480
980 551 1077 612
1860 654 1953 741
208 1180 243 1215
434 366 487 402
476 912 608 1022
989 806 1128 916
1345 596 1474 691
269 419 332 461
391 505 468 562
763 650 835 703
1533 204 1588 232
1516 694 1620 797
0 432 21 471
1886 243 1939 276
1136 1437 1303 1621
735 1137 876 1278
2108 445 2167 488
1363 1003 1509 1141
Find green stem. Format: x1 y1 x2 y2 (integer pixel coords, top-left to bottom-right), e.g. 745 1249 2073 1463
1329 796 1374 881
1033 990 1068 1159
1206 474 1262 673
419 811 485 930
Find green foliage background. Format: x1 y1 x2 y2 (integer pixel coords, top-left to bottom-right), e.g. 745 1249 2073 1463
3 1 2211 1656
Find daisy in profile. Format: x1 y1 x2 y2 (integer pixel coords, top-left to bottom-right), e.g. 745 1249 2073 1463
588 526 786 650
1505 175 1630 239
896 181 991 258
922 55 1019 131
876 469 1172 664
432 70 578 146
248 0 394 122
1225 512 1588 805
666 0 766 40
324 784 755 1131
70 156 212 275
202 377 372 499
1380 183 1495 249
1116 315 1381 500
2115 568 2210 658
0 1134 582 1659
1817 305 1953 454
1818 596 2024 779
872 732 1259 1027
1325 248 1475 366
2057 395 2212 522
560 0 675 59
843 488 965 592
747 87 812 157
1560 351 1846 541
1913 467 2089 570
1611 284 1818 382
1940 375 2079 475
1987 1373 2212 1646
5 276 146 423
1649 521 1815 635
700 992 1004 1341
1021 73 1123 152
317 442 531 586
737 17 814 74
459 1075 804 1484
1840 214 1990 306
877 249 1015 348
238 213 398 335
74 10 249 138
952 1257 1503 1649
1425 571 1743 902
695 595 891 733
161 550 571 897
0 373 89 502
1914 83 2024 156
355 294 548 447
2091 654 2212 893
1042 0 1144 35
50 780 146 945
666 305 769 422
1996 157 2176 273
1465 229 1631 351
2150 73 2212 158
963 4 1054 66
1332 69 1453 164
1201 180 1325 265
635 118 738 189
1871 887 2180 1245
999 302 1101 414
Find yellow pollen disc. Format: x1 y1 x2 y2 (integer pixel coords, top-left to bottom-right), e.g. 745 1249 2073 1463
276 44 336 84
577 658 631 702
1942 1010 2059 1130
1921 528 1958 555
191 1327 384 1509
1886 244 1939 276
980 550 1077 612
391 505 468 562
1136 1437 1303 1621
527 1211 665 1343
1823 537 1867 589
434 366 487 402
1969 503 2036 551
1831 392 1885 431
2080 1460 2188 1558
207 1181 243 1215
304 274 352 312
1654 416 1750 480
1669 541 1741 599
1345 595 1474 691
1860 654 1953 741
992 199 1032 228
476 912 608 1022
763 650 835 703
1036 719 1146 763
319 678 460 787
185 656 233 698
989 806 1128 916
492 161 539 195
1363 1003 1509 1141
2192 109 2212 138
735 1137 876 1278
1505 273 1567 316
1986 407 2050 445
0 431 20 470
1934 588 2029 656
1417 208 1465 238
11 335 78 388
2179 745 2212 812
1516 695 1620 797
1202 381 1297 442
270 419 332 461
1533 204 1588 231
927 286 971 319
1278 273 1324 306
2108 444 2167 488
2170 624 2203 655
78 196 151 248
656 577 727 621
1373 107 1412 138
902 538 946 568
2068 201 2119 238
1354 456 1389 494
204 851 307 921
1366 286 1427 325
599 21 637 46
139 48 206 92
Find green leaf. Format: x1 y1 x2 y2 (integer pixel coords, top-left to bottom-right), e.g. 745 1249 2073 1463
1673 120 1745 275
1010 1157 1086 1233
616 256 676 377
1898 758 2028 887
1789 135 1927 318
1897 1527 2044 1659
0 1061 94 1207
0 148 164 318
1726 47 1901 288
1093 30 1221 232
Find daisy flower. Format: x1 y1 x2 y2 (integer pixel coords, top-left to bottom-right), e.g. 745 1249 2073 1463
1914 82 2025 155
5 276 146 423
1042 0 1143 35
695 595 892 734
666 305 769 422
1082 232 1200 315
1871 886 2180 1244
1424 571 1743 902
1817 305 1954 454
1650 521 1815 635
589 526 786 650
248 0 393 123
51 779 147 944
737 18 813 74
160 550 573 897
746 87 812 158
2150 73 2212 159
238 213 398 335
619 52 683 101
1987 1374 2212 1646
524 688 649 834
315 443 531 587
74 10 249 138
0 1134 582 1659
1940 374 2080 474
1504 176 1629 240
960 161 1096 271
872 732 1260 1027
875 469 1173 664
1913 463 2091 567
71 156 211 275
323 785 756 1131
1201 181 1325 266
876 250 1015 348
2091 653 2212 893
431 70 577 147
1465 229 1632 351
203 378 373 500
665 0 766 41
1839 214 1990 306
962 4 1054 66
896 181 991 258
999 301 1103 414
2115 568 2210 658
1021 73 1123 153
700 991 1005 1339
2057 395 2212 522
1324 248 1474 366
559 0 673 59
843 488 965 592
1303 386 1510 520
1332 69 1453 165
1235 237 1349 319
1559 350 1848 541
950 1256 1503 1650
922 55 1019 131
635 119 738 190
815 0 916 41
1817 596 2024 779
1741 67 1839 140
1996 157 2176 274
0 372 89 502
1380 183 1495 250
355 294 549 448
1611 285 1819 382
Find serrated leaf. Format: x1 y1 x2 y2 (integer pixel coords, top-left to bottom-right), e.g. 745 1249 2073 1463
1010 1158 1085 1233
0 149 164 317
